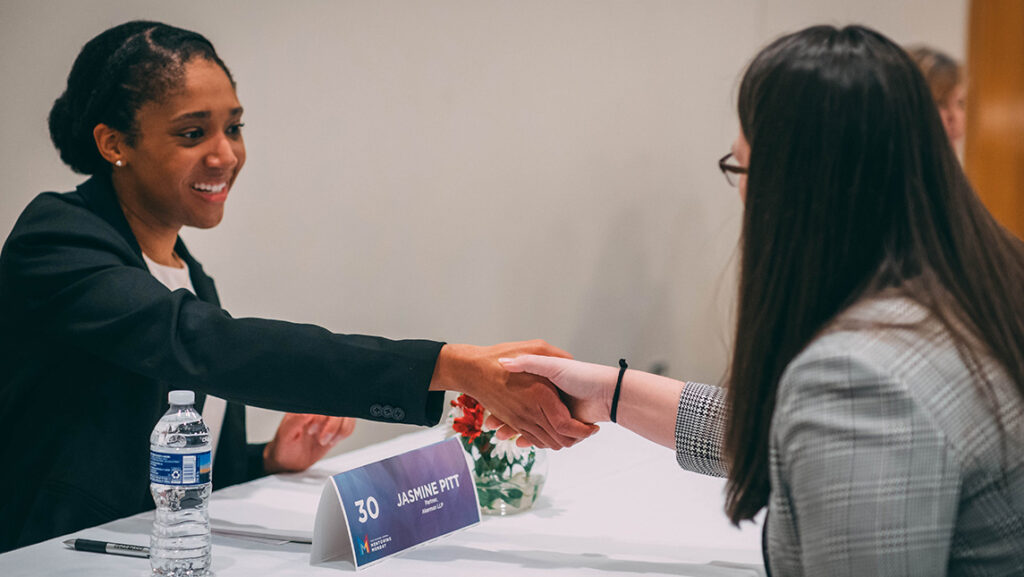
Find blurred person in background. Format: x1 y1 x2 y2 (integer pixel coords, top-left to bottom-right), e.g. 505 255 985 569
908 45 967 151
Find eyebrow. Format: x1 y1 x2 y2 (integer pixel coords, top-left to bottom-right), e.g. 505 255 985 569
171 107 244 123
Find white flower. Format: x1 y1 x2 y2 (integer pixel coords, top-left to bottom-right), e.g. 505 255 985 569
491 435 529 463
444 404 463 438
448 404 464 422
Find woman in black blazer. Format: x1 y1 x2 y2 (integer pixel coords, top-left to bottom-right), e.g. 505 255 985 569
0 20 594 552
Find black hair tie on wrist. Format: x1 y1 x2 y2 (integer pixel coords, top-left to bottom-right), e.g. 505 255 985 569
610 358 628 423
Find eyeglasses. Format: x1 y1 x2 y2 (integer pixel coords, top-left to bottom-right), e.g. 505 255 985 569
718 152 748 187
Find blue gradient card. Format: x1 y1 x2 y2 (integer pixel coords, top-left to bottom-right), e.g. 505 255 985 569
311 437 480 569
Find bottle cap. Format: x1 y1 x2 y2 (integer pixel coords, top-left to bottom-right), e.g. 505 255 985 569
168 390 195 406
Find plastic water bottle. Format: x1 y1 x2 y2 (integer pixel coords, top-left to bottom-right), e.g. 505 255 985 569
150 390 213 576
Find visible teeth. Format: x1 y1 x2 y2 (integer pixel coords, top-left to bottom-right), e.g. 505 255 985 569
193 182 227 193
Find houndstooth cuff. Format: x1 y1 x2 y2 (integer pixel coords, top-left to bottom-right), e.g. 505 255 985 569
675 381 729 477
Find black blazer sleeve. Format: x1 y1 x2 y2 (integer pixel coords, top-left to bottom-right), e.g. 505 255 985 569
2 187 446 425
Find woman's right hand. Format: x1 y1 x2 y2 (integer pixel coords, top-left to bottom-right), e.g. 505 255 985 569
497 355 687 451
498 355 619 426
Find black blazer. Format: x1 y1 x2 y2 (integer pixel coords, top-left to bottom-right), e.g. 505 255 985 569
0 175 445 552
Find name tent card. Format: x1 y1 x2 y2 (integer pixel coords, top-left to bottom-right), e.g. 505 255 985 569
311 437 481 569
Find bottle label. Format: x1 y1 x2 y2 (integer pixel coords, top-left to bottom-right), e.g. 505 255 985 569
150 451 212 485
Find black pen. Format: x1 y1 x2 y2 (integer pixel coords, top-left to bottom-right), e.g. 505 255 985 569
63 538 150 558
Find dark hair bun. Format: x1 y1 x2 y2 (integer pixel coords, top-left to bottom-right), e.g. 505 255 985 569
48 86 99 174
47 20 231 175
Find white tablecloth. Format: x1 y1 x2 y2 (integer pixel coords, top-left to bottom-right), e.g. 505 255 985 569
0 424 764 576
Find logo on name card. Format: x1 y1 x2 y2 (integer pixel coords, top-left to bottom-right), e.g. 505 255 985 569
356 534 393 557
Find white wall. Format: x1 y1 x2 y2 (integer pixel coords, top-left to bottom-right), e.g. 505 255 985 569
0 0 966 453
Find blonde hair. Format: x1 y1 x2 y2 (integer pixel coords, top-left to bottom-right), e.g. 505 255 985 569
907 45 964 105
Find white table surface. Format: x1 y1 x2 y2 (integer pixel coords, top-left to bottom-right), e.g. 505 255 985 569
0 424 764 576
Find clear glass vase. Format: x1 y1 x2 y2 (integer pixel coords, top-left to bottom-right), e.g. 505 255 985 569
464 437 547 516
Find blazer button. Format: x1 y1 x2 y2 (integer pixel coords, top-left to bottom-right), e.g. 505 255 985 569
392 408 405 421
381 405 394 418
370 404 383 418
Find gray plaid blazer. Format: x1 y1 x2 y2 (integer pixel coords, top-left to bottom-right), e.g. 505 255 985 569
675 296 1024 576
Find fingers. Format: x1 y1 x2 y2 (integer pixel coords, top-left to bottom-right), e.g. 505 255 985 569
303 413 328 437
312 416 351 447
495 340 571 361
504 373 588 449
285 413 349 447
529 339 573 360
491 421 538 446
517 431 547 448
339 417 356 438
498 354 564 379
497 355 528 374
493 426 517 441
498 384 576 450
550 406 600 440
495 400 556 448
484 414 506 432
520 429 554 449
277 413 311 441
487 404 598 446
536 393 593 449
486 412 596 449
325 417 356 445
485 415 527 443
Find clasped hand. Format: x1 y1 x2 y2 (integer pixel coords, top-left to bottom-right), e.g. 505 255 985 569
493 354 685 450
487 355 617 446
434 341 601 449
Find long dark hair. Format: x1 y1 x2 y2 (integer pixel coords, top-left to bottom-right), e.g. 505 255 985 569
48 20 233 175
723 25 1024 524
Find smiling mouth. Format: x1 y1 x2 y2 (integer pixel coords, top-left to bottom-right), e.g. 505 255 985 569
192 182 227 194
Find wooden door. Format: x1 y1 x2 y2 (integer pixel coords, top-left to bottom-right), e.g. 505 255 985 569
964 0 1024 239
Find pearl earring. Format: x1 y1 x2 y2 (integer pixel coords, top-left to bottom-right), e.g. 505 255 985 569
115 159 124 167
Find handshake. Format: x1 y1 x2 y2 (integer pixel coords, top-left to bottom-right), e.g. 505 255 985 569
271 338 682 475
264 339 630 476
431 340 678 450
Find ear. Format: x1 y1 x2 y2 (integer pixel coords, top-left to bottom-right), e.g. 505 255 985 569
93 124 129 166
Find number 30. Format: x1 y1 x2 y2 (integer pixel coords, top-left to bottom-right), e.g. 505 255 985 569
354 497 380 523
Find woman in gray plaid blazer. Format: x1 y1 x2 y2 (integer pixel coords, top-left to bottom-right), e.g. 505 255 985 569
500 25 1024 576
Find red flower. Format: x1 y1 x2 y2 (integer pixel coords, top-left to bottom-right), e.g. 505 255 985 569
451 394 485 441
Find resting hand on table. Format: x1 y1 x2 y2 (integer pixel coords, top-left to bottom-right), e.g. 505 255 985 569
262 413 357 474
430 341 599 450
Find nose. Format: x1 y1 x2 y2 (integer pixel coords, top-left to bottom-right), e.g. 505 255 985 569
204 134 239 170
